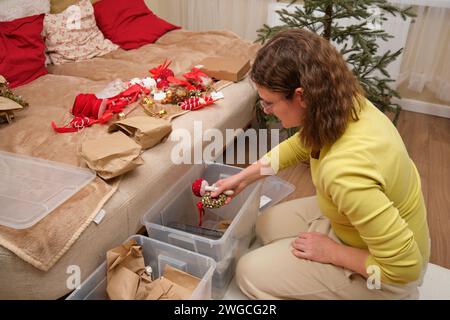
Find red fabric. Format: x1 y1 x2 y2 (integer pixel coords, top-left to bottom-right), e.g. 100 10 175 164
93 0 180 50
0 14 47 88
52 84 148 133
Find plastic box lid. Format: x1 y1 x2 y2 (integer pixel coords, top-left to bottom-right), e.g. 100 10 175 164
66 235 216 300
0 151 95 229
259 175 296 210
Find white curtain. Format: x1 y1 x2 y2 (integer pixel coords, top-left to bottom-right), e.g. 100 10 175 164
145 0 273 41
398 4 450 102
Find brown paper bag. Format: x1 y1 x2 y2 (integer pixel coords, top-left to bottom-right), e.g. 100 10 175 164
105 240 202 300
163 264 201 293
138 265 201 300
80 131 144 180
106 239 151 300
108 116 172 150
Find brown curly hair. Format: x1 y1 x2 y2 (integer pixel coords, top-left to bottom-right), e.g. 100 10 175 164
251 28 364 152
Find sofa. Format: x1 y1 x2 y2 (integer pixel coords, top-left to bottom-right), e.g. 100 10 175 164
0 0 259 299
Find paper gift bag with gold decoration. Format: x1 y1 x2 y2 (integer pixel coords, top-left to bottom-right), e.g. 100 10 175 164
108 116 172 150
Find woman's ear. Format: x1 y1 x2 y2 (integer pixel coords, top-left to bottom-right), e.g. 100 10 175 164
294 87 304 97
294 87 306 108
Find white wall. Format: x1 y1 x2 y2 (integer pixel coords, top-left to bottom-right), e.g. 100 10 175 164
145 0 272 41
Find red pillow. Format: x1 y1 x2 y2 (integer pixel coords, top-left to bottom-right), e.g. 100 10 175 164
0 14 47 88
93 0 180 50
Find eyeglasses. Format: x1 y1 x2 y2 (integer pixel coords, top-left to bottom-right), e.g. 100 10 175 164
259 98 284 113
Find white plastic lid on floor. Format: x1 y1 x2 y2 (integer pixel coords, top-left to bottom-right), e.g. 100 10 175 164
0 151 95 229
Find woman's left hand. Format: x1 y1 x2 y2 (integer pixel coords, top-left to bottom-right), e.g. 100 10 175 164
291 232 340 264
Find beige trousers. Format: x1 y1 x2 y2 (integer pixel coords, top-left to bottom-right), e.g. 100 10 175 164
236 196 424 300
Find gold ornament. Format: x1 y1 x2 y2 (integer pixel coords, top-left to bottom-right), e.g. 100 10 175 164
141 97 167 118
142 96 155 107
117 112 126 120
201 192 227 209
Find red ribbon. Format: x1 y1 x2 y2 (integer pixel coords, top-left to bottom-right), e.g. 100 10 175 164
196 201 204 227
52 84 148 133
167 76 197 91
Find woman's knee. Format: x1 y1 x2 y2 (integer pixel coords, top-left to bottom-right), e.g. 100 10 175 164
235 251 276 299
256 200 310 244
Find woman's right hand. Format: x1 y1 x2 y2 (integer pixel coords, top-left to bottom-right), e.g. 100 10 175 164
210 173 247 205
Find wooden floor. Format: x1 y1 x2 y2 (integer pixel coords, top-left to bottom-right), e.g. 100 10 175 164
234 110 450 269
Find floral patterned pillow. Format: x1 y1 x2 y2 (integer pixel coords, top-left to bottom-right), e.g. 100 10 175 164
43 0 118 65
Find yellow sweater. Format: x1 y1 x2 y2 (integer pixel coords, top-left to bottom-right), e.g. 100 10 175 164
265 98 430 284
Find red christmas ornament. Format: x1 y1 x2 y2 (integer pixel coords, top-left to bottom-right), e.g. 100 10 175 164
191 178 233 227
179 96 216 111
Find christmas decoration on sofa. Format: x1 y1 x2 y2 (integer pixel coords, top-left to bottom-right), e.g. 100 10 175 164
148 59 222 111
51 58 225 132
0 75 28 124
179 96 216 111
191 178 234 227
51 84 149 133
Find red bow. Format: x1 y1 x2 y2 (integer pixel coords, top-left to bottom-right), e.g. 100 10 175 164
167 76 196 91
149 59 175 90
183 67 209 84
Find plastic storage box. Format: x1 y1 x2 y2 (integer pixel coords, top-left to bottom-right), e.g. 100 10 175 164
0 150 95 229
142 163 296 298
259 175 295 211
143 163 263 262
66 235 216 300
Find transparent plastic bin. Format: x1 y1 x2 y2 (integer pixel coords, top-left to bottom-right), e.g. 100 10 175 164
259 175 295 211
0 150 95 229
66 235 216 300
143 163 263 262
211 241 239 299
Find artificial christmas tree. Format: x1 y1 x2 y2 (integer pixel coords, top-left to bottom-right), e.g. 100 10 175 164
256 0 414 128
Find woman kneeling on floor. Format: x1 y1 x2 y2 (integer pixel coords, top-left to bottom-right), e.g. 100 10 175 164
212 29 430 300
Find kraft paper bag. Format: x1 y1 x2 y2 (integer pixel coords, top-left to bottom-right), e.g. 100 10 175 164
105 240 201 300
106 239 151 300
108 116 172 150
163 264 201 293
136 265 201 300
80 131 144 180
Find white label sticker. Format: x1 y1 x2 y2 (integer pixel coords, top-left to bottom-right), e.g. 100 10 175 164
260 195 272 209
93 209 106 225
211 91 224 100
